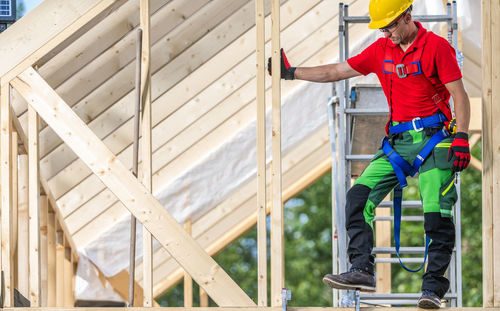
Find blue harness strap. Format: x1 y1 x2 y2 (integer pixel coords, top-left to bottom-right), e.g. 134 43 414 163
381 114 450 272
389 113 448 134
393 187 431 273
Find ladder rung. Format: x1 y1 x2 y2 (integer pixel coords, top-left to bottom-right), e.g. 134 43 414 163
375 257 425 264
343 15 452 24
360 299 419 305
346 154 373 161
373 216 424 222
372 247 425 254
359 293 458 300
344 108 389 115
378 200 422 208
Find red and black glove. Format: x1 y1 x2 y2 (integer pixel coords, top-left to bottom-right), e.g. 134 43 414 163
267 48 296 80
447 132 470 172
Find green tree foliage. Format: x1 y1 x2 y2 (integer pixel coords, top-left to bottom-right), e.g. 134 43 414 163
159 144 482 307
17 0 25 19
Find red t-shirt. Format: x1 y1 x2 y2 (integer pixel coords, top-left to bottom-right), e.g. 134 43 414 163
347 22 462 122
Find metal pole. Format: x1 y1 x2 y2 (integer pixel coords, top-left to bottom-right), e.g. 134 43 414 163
446 3 452 45
129 28 143 307
344 4 352 190
337 2 347 275
451 2 462 306
328 97 339 307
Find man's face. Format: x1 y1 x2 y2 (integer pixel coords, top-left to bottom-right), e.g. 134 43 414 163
381 12 408 45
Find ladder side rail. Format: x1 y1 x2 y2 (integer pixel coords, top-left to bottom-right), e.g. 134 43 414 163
328 97 340 307
337 2 348 275
343 4 353 190
337 4 350 307
451 1 463 307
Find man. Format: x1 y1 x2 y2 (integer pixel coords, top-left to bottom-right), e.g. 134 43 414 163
268 0 470 309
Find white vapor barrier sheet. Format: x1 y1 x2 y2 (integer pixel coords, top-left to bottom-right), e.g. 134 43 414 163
75 0 480 301
82 79 332 278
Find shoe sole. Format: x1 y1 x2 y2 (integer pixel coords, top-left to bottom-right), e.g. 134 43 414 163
322 276 376 292
417 298 441 309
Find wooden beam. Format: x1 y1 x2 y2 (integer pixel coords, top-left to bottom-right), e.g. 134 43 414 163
28 104 41 306
107 268 144 305
255 0 267 307
55 227 64 307
12 67 255 307
184 219 193 308
17 153 30 300
491 0 500 305
47 207 56 306
270 0 283 307
140 0 153 307
469 97 482 133
200 287 209 307
2 307 500 311
482 0 495 307
1 83 13 307
40 195 49 307
375 195 391 294
63 238 74 307
10 131 18 291
0 0 127 85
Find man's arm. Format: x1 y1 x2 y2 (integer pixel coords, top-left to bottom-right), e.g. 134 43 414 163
294 61 362 82
445 79 470 134
445 78 471 172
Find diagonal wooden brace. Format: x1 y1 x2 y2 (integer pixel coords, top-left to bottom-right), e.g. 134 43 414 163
11 67 255 307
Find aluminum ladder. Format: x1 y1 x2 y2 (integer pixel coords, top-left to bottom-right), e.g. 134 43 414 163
328 1 462 307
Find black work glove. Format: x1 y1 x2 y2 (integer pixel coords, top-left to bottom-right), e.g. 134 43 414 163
267 48 296 80
447 132 470 172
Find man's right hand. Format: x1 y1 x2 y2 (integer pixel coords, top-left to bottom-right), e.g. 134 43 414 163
267 48 296 80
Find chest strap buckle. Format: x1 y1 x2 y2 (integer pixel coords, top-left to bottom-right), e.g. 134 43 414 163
396 64 407 78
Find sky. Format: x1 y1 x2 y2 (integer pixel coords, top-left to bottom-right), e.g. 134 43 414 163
20 0 43 15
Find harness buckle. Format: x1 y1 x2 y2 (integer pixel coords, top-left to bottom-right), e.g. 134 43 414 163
396 64 407 78
412 117 423 132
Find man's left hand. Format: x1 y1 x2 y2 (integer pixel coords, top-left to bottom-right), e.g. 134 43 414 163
447 132 470 172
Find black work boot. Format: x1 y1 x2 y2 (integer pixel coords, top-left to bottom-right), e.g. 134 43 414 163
322 268 376 292
417 290 442 309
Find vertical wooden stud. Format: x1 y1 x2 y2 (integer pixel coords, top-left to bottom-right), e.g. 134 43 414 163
491 0 500 306
270 0 283 307
47 207 56 306
200 287 209 307
1 82 13 306
17 153 29 299
183 219 193 307
64 237 73 306
140 0 153 307
11 131 18 290
40 195 48 306
28 104 41 306
55 225 64 307
255 0 267 306
482 0 495 307
375 196 391 294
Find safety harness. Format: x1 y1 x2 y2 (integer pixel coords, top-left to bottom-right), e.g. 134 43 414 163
381 31 452 272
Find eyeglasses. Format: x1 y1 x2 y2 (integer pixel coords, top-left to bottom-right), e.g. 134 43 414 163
379 13 405 33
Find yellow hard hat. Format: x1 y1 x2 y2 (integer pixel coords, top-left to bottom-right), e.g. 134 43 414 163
368 0 413 29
